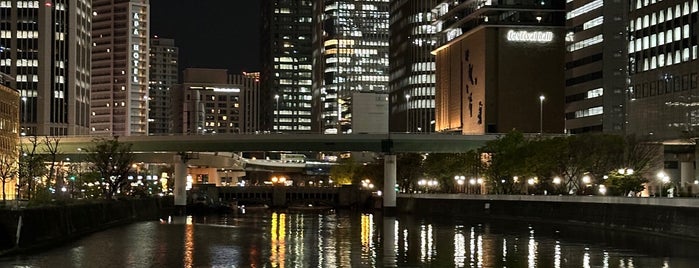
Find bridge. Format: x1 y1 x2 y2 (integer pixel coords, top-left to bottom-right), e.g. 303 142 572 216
27 133 497 154
22 133 502 211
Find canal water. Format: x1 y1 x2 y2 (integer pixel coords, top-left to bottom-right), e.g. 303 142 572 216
1 209 698 267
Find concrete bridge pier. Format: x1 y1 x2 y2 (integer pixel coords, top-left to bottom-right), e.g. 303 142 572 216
383 154 397 214
174 155 187 214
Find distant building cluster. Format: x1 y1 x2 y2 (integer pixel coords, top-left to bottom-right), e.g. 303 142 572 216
0 0 697 143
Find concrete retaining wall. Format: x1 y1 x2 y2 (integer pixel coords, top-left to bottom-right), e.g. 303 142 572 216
397 194 699 240
0 197 172 253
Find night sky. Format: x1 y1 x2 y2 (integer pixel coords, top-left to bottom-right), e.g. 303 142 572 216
149 0 261 76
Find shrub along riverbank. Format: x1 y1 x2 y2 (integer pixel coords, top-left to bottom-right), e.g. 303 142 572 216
0 197 173 255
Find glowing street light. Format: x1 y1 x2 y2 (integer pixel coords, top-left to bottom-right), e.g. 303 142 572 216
539 95 545 134
657 171 670 197
405 94 411 132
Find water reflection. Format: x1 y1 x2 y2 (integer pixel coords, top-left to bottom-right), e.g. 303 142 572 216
2 211 699 268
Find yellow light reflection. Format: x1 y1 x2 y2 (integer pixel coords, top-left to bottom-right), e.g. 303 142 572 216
270 212 287 268
184 216 194 268
583 247 590 268
360 214 374 252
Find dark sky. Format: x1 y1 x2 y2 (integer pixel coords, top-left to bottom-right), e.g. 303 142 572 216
149 0 261 75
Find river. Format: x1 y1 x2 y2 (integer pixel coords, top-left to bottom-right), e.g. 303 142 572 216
1 209 698 267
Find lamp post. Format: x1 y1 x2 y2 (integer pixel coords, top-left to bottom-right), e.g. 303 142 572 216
274 94 279 131
405 94 411 132
539 95 545 134
657 171 670 197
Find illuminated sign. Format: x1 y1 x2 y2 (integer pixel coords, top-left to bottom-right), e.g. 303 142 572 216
506 30 554 43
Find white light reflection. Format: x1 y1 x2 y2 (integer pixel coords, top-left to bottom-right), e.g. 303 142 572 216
528 227 537 268
469 227 475 266
419 224 434 263
454 226 466 267
583 247 590 268
502 238 507 262
403 229 409 257
662 260 670 268
603 251 609 268
477 234 483 267
554 241 561 268
394 219 399 255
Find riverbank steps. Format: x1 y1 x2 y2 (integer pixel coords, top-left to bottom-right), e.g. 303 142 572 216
0 197 173 255
398 194 699 241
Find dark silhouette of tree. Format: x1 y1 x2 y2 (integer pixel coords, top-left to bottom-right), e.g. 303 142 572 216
85 137 135 199
18 135 44 200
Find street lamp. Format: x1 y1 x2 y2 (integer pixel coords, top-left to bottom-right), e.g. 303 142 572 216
274 94 280 131
657 171 670 197
405 94 411 132
539 95 545 134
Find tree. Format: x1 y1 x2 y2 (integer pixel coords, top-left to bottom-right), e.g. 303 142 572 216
18 135 45 200
480 131 532 194
85 137 135 199
0 153 17 201
423 152 477 193
329 156 360 185
396 153 423 192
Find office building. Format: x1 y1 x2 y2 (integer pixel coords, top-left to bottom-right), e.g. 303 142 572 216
241 71 261 133
148 37 178 135
261 0 314 132
312 0 390 134
388 0 439 133
433 0 566 134
627 0 699 140
172 68 256 134
564 0 628 134
0 0 91 136
92 0 149 136
0 72 19 199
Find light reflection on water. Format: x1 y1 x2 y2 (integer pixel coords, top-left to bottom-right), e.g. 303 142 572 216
1 211 699 267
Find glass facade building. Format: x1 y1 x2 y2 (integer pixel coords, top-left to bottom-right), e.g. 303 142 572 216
564 0 628 134
0 0 91 136
148 37 178 135
261 0 314 132
388 0 439 133
627 0 699 140
312 0 390 134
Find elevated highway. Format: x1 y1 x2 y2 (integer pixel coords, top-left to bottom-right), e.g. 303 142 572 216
25 133 497 154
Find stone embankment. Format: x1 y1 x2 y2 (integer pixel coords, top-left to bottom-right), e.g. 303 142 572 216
0 197 172 254
398 194 699 240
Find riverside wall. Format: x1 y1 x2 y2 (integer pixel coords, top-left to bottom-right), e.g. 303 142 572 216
397 194 699 240
0 197 172 253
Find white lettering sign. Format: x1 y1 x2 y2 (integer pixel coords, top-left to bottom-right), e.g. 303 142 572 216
506 30 554 43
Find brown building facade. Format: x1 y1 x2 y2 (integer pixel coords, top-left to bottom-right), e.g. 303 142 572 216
434 26 566 134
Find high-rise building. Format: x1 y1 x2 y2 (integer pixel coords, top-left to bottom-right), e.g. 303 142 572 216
564 0 628 134
148 37 178 135
261 0 314 133
241 71 261 133
388 0 439 133
432 0 566 134
171 68 257 134
0 72 19 199
626 0 699 140
0 0 91 136
312 0 390 134
92 0 149 136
